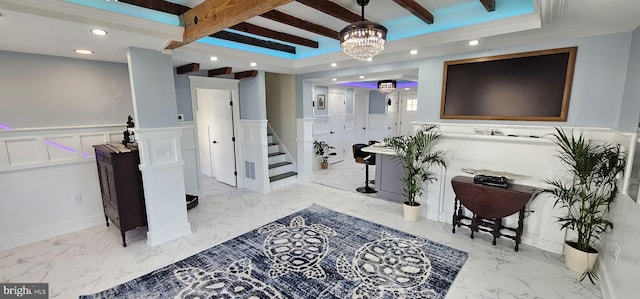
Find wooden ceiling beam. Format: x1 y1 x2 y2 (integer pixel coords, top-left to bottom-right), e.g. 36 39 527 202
295 0 364 23
120 0 318 49
392 0 434 25
176 63 200 74
166 0 294 50
230 22 318 48
211 31 296 54
208 67 233 77
234 70 258 79
261 10 339 40
479 0 496 12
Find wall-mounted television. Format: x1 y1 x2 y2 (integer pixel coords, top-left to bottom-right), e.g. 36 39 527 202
440 47 577 121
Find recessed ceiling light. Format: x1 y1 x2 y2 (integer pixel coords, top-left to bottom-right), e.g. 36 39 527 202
330 63 337 67
209 56 218 61
468 40 480 46
366 57 373 62
404 88 410 90
250 62 257 67
410 49 418 55
359 75 365 79
332 78 337 81
90 29 107 36
74 49 94 55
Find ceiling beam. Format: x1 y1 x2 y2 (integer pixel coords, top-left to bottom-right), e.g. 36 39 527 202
234 70 258 79
295 0 364 23
392 0 434 24
176 63 200 74
230 22 318 48
211 31 296 54
479 0 496 12
261 10 339 40
117 0 189 14
208 67 233 77
121 0 317 49
166 0 294 50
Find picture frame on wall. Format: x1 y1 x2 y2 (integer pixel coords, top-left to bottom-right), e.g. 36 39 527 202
317 94 326 110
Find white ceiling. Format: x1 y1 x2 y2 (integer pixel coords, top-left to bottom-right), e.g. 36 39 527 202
0 0 639 80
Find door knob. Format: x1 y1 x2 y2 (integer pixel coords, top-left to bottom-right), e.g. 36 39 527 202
330 131 335 134
212 140 218 144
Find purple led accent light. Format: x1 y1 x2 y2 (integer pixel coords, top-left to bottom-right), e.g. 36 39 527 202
338 80 418 89
0 123 12 130
44 140 93 158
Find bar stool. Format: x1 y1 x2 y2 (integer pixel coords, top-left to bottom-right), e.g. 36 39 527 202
353 143 376 193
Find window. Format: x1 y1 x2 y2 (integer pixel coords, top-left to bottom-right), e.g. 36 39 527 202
406 99 417 111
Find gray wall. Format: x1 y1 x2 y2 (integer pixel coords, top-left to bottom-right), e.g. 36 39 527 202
0 50 133 129
265 73 297 160
416 32 632 128
313 86 329 116
296 32 633 129
239 71 267 120
369 90 387 114
127 47 178 128
599 26 640 299
618 26 640 132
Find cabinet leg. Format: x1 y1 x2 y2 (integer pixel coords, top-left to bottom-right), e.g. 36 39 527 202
105 215 109 227
121 231 127 247
470 214 477 239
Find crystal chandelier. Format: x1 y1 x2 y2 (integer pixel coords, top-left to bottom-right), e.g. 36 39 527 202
377 80 396 94
339 0 387 62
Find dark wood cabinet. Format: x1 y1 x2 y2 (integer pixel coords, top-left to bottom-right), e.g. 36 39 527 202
93 145 147 247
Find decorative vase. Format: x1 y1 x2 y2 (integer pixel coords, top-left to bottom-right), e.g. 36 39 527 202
563 241 598 273
321 162 329 169
403 202 421 221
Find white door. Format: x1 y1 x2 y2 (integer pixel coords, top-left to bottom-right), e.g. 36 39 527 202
399 93 418 135
328 90 346 163
354 92 368 144
205 89 237 187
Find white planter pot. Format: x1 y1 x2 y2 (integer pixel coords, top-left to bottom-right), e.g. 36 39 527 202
403 203 421 222
563 241 598 273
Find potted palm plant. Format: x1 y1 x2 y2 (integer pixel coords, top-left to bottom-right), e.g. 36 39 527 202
386 125 447 221
540 128 625 283
313 140 336 169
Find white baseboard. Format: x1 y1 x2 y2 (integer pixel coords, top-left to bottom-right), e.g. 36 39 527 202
0 213 104 251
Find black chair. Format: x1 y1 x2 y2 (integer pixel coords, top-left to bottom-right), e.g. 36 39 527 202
353 143 376 193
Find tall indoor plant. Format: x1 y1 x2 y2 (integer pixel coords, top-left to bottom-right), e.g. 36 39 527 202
540 128 625 283
386 125 448 221
313 140 335 169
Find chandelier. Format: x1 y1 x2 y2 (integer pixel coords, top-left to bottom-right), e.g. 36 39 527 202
339 0 387 62
377 80 396 94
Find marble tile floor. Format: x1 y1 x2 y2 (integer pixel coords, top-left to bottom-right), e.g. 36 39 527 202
0 175 602 298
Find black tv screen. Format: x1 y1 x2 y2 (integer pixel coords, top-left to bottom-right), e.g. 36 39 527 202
440 47 577 121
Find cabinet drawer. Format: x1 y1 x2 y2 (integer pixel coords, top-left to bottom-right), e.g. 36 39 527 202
103 200 120 229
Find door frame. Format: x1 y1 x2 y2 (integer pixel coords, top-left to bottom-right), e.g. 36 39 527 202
189 76 243 188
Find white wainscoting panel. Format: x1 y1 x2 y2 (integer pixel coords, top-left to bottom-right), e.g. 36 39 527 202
415 122 633 254
240 120 269 193
297 118 314 183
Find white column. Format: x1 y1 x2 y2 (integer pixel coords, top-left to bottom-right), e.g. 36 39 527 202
296 118 314 183
136 128 191 246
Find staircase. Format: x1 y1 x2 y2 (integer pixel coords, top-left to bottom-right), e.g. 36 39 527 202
267 132 297 189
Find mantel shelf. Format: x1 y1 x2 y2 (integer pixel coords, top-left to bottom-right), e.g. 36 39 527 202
442 132 554 146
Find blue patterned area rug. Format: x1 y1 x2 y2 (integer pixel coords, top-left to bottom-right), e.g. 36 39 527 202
80 204 468 299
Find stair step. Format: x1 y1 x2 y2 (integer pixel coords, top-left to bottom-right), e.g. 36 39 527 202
269 171 297 182
268 142 278 146
269 161 292 169
268 152 285 157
